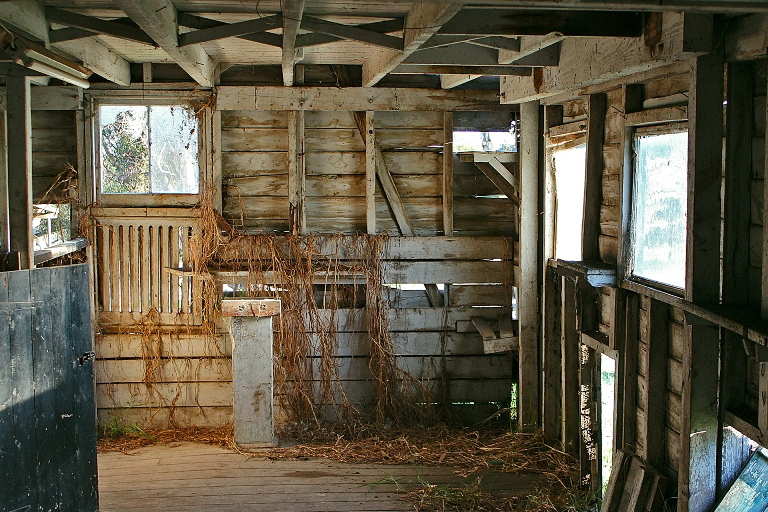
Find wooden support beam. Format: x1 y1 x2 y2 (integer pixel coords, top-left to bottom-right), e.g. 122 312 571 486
499 33 564 65
365 111 376 235
582 93 606 261
301 16 402 50
443 112 453 235
362 3 461 87
395 64 531 75
112 0 215 87
0 111 6 254
542 265 562 442
178 14 281 46
501 13 711 104
723 61 753 305
760 363 768 443
725 14 768 62
281 0 305 86
438 9 643 37
519 100 540 433
474 159 519 202
405 43 501 66
424 284 444 308
49 27 97 43
680 52 724 512
643 299 669 471
46 7 154 45
440 74 479 89
288 110 305 235
6 76 32 270
562 275 579 453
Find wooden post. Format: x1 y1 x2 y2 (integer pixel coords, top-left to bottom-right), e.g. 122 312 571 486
760 363 768 444
643 298 669 471
621 293 639 453
288 109 305 235
6 76 33 270
681 52 724 512
618 84 642 280
519 99 540 432
583 93 606 262
365 111 376 235
443 111 453 236
211 110 223 213
0 111 7 254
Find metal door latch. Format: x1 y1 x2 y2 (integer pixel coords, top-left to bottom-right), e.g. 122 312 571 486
78 351 95 366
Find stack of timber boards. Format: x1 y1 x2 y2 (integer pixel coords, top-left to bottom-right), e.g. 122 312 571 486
601 450 667 512
220 109 516 236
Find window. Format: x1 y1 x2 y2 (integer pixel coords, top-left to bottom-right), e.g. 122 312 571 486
553 144 586 261
629 130 688 289
99 105 199 195
453 131 517 153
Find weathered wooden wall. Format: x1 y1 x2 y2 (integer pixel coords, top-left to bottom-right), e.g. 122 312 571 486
32 110 77 202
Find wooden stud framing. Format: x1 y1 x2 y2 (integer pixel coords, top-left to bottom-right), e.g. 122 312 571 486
583 93 606 261
519 100 540 432
543 265 562 441
621 293 639 453
6 76 33 270
288 110 306 235
643 298 669 471
618 84 642 279
365 111 376 235
760 363 768 441
443 112 454 236
680 52 724 512
562 275 580 454
0 111 7 254
211 110 223 213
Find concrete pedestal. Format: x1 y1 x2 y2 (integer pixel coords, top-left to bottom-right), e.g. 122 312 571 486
223 298 281 448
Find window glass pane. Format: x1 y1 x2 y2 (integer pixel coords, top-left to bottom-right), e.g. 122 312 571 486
453 131 517 152
553 144 586 261
149 106 199 194
631 131 688 289
100 105 149 193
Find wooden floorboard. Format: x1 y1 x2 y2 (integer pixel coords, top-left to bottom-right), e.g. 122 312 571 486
97 442 539 511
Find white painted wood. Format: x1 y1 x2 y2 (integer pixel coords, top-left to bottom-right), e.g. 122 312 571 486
440 74 480 89
6 76 33 269
112 0 215 87
500 13 709 103
281 0 305 86
216 86 501 111
519 100 540 432
362 3 462 87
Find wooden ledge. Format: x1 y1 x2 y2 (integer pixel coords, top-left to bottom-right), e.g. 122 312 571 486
550 259 617 288
34 237 88 265
221 298 281 317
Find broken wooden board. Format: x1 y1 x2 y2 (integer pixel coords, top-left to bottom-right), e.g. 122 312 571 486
471 315 519 354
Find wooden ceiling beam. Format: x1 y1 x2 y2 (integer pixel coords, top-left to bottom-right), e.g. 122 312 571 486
439 9 643 37
440 74 480 88
0 0 130 86
178 14 281 46
281 0 305 86
362 3 462 87
380 0 768 14
300 15 402 50
49 27 97 44
113 0 215 87
46 7 154 45
394 64 532 75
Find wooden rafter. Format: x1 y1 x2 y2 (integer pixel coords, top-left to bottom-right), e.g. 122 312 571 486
282 0 305 86
300 16 402 50
362 3 462 87
394 64 531 75
112 0 215 87
49 27 97 44
46 7 154 45
440 74 479 89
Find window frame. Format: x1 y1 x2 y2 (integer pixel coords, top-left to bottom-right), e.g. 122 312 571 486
93 97 206 207
623 121 689 295
551 137 588 262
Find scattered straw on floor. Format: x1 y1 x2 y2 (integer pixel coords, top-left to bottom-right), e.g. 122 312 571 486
97 424 594 511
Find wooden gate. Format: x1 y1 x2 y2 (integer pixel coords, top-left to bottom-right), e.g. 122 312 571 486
0 264 98 512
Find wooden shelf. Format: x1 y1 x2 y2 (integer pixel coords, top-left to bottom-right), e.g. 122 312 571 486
550 259 617 287
34 237 88 265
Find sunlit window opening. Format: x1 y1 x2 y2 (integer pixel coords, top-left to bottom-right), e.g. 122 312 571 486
553 144 586 261
600 354 616 495
453 131 517 153
100 105 199 194
33 203 70 249
630 131 688 289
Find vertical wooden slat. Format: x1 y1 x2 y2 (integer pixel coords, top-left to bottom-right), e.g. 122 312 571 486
160 225 170 313
141 224 151 314
366 111 376 234
181 226 191 314
643 299 669 471
288 109 306 235
519 99 540 432
562 276 580 455
579 344 596 488
609 289 626 453
759 363 768 444
0 111 8 254
443 111 454 236
617 84 642 280
0 272 15 507
120 225 130 313
170 226 180 314
109 226 120 313
212 110 223 212
131 225 140 313
150 225 160 311
583 93 607 261
621 293 639 452
682 51 724 512
543 265 562 441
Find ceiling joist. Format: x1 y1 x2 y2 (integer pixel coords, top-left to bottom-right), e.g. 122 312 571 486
393 64 532 75
112 0 216 87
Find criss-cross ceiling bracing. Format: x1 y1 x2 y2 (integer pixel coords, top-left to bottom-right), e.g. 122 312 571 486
0 0 766 89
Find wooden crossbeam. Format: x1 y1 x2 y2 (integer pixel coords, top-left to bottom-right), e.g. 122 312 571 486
405 43 499 66
113 0 215 87
178 13 284 48
301 15 402 50
49 27 97 43
46 7 154 45
394 65 531 76
499 32 564 64
178 14 281 46
362 3 461 87
282 0 305 86
438 9 643 37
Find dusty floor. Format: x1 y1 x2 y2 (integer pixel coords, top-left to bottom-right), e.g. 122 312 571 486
97 442 541 511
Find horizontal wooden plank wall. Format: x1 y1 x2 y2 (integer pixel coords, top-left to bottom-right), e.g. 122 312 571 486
96 236 518 428
31 110 77 203
221 109 516 237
